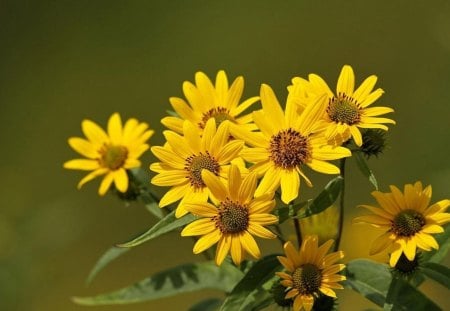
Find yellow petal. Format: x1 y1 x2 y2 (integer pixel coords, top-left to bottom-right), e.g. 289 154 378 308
349 126 363 146
113 168 128 192
98 173 114 196
82 119 108 145
260 84 285 130
193 230 221 254
280 169 300 204
312 145 351 161
107 113 123 145
241 231 261 259
230 235 243 265
183 121 202 152
254 166 281 197
277 255 295 272
183 202 217 217
369 232 395 255
247 223 276 239
202 170 228 202
238 171 257 204
249 214 278 225
151 146 185 169
163 131 191 158
151 170 187 186
353 75 377 102
389 244 403 267
161 116 183 133
181 218 216 236
158 183 190 207
216 140 244 164
64 159 100 171
227 164 242 201
283 241 301 267
298 93 328 135
68 137 98 158
319 286 337 298
169 96 196 120
336 65 355 96
360 89 384 108
77 168 108 189
215 235 231 266
306 159 340 174
249 196 276 214
362 106 394 117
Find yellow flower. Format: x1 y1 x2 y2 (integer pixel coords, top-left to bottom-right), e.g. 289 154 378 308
289 65 395 146
354 181 450 267
150 119 244 218
233 84 351 204
64 113 153 195
181 165 278 265
161 70 259 135
276 236 346 311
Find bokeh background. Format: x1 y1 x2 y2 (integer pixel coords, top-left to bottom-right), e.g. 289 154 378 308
1 1 449 310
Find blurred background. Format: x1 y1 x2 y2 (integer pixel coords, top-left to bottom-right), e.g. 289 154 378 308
0 0 449 310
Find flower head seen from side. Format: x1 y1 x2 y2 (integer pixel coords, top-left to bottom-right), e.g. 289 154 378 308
234 84 351 204
354 181 450 267
64 113 154 195
161 70 259 135
276 236 346 311
290 65 395 146
150 119 244 218
181 165 278 266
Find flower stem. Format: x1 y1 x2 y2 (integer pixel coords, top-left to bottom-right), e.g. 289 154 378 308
292 202 302 248
334 158 346 251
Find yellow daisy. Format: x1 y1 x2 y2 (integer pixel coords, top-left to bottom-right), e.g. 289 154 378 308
150 119 244 218
289 65 395 146
276 236 346 311
64 113 154 195
233 84 351 204
354 181 450 267
161 70 259 135
181 165 278 265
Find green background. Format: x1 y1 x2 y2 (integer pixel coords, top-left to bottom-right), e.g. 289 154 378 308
1 0 449 310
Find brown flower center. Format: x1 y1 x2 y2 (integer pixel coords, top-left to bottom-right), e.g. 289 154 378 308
214 198 249 234
199 107 235 129
100 145 128 170
269 128 310 169
327 93 361 125
185 152 220 189
292 264 322 295
392 209 425 237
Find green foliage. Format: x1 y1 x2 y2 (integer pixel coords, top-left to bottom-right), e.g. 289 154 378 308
86 246 129 285
118 211 195 248
422 262 450 289
384 276 441 311
73 261 243 306
354 152 378 190
296 176 343 219
344 259 391 307
276 177 343 224
188 298 222 311
219 255 281 311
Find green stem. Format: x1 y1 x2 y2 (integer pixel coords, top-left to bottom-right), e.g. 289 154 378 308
292 201 302 248
272 225 286 246
334 158 346 251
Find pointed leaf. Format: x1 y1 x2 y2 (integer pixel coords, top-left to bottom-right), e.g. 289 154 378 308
296 176 343 219
73 261 243 306
220 255 280 311
118 210 195 248
354 152 378 190
422 262 450 289
86 247 130 285
344 259 391 306
384 276 441 311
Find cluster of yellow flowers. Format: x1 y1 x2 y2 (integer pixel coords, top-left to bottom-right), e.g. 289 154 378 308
64 66 449 311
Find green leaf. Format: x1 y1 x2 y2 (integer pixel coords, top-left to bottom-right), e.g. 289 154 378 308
354 152 378 190
142 200 165 219
422 262 450 289
73 261 243 306
275 200 309 224
188 298 222 311
296 176 343 219
86 246 129 285
383 276 441 311
344 259 391 307
117 210 195 248
220 255 280 311
422 223 450 263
